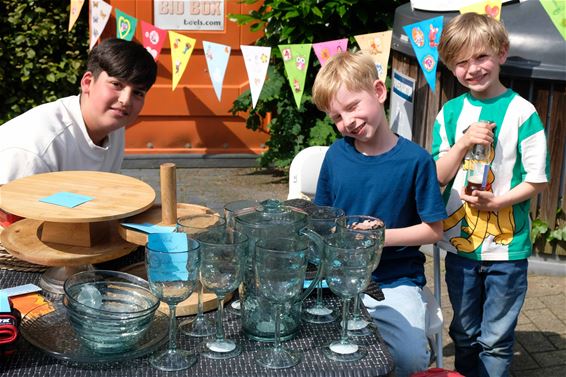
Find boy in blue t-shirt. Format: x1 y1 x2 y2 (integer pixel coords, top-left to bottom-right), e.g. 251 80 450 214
433 13 549 377
312 51 447 377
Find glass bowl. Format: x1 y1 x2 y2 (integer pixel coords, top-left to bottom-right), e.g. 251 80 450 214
63 270 160 353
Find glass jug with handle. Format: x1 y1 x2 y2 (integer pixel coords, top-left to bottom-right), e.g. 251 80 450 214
235 199 323 342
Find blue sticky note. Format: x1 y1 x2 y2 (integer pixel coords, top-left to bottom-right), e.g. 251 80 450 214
147 233 190 282
122 222 175 234
303 279 328 289
0 283 41 297
39 192 93 208
0 292 11 313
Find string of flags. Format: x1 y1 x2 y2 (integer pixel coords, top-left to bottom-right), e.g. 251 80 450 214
68 0 565 109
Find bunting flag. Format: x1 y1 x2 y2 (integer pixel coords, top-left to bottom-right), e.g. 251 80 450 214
115 8 137 41
169 31 196 91
68 0 85 32
279 44 312 109
312 38 348 66
203 41 231 101
241 45 271 109
403 16 443 92
89 0 112 50
459 0 503 20
354 31 393 82
141 21 167 61
540 0 566 40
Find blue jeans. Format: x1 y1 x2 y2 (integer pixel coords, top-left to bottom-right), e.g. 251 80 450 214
364 279 430 377
445 253 528 377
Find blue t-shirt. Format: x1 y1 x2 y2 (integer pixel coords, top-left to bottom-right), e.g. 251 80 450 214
314 136 447 286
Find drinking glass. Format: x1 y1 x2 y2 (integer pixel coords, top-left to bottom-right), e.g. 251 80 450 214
322 230 375 362
223 200 258 316
302 206 345 324
337 215 385 336
198 228 248 359
176 213 226 337
254 237 309 369
145 236 200 371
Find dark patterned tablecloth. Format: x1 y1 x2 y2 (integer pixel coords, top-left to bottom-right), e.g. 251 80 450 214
0 264 394 377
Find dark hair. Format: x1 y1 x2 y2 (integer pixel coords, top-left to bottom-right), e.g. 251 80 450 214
87 38 157 91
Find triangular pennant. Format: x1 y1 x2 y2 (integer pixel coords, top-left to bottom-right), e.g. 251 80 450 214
278 44 312 109
540 0 566 40
460 0 503 20
68 0 85 32
141 21 167 61
169 31 196 91
241 45 271 109
354 31 393 81
202 41 231 102
312 38 348 66
89 0 112 50
402 16 443 92
115 8 137 41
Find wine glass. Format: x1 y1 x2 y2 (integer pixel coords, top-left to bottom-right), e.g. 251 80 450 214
302 206 345 324
145 234 200 371
322 230 375 362
337 215 385 336
254 237 309 369
176 213 226 337
198 227 248 359
223 199 258 316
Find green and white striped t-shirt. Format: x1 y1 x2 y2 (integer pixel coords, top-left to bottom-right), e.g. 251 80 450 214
432 89 549 261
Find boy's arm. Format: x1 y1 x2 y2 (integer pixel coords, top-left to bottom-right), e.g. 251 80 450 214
384 220 443 247
461 181 546 212
436 122 495 186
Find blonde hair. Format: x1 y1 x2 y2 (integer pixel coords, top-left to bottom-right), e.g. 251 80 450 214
438 13 509 70
312 51 378 113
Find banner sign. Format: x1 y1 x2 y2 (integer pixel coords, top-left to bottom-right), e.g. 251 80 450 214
154 0 224 31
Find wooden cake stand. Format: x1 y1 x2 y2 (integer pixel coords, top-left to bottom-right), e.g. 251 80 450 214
117 163 228 316
0 171 156 294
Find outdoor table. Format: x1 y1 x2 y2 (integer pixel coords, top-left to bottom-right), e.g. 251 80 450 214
0 256 395 377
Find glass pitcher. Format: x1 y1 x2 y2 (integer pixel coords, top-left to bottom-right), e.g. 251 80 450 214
235 199 323 342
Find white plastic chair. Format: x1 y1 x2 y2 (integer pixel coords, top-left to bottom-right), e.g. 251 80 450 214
287 146 329 200
287 146 444 367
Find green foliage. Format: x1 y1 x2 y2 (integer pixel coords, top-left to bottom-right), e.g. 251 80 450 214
532 208 566 244
0 0 88 124
229 0 403 168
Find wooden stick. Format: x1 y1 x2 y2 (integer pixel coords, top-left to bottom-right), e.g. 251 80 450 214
160 163 177 225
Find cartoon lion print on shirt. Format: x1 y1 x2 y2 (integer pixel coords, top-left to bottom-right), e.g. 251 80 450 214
443 146 515 253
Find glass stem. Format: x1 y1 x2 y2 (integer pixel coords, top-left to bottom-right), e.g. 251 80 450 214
169 303 178 351
315 282 324 307
340 297 351 344
352 293 362 321
273 304 282 351
197 277 204 318
215 295 225 342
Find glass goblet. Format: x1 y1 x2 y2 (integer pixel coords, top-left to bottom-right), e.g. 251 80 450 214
337 215 385 336
176 213 226 337
223 200 258 316
322 230 375 362
302 206 345 324
145 236 200 371
254 237 309 369
198 228 248 359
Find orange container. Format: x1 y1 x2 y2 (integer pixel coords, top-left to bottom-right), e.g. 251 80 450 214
101 1 269 156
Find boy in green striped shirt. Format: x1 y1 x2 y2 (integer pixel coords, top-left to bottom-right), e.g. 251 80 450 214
432 13 549 377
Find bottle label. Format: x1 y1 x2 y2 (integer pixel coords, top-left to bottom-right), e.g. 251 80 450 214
467 161 489 189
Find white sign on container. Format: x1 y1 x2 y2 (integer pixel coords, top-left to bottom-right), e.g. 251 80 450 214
154 1 225 31
389 69 416 141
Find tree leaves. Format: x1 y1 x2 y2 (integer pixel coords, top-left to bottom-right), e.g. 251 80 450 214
0 0 88 124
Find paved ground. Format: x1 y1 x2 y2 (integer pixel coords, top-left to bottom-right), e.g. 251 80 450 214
122 166 566 376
